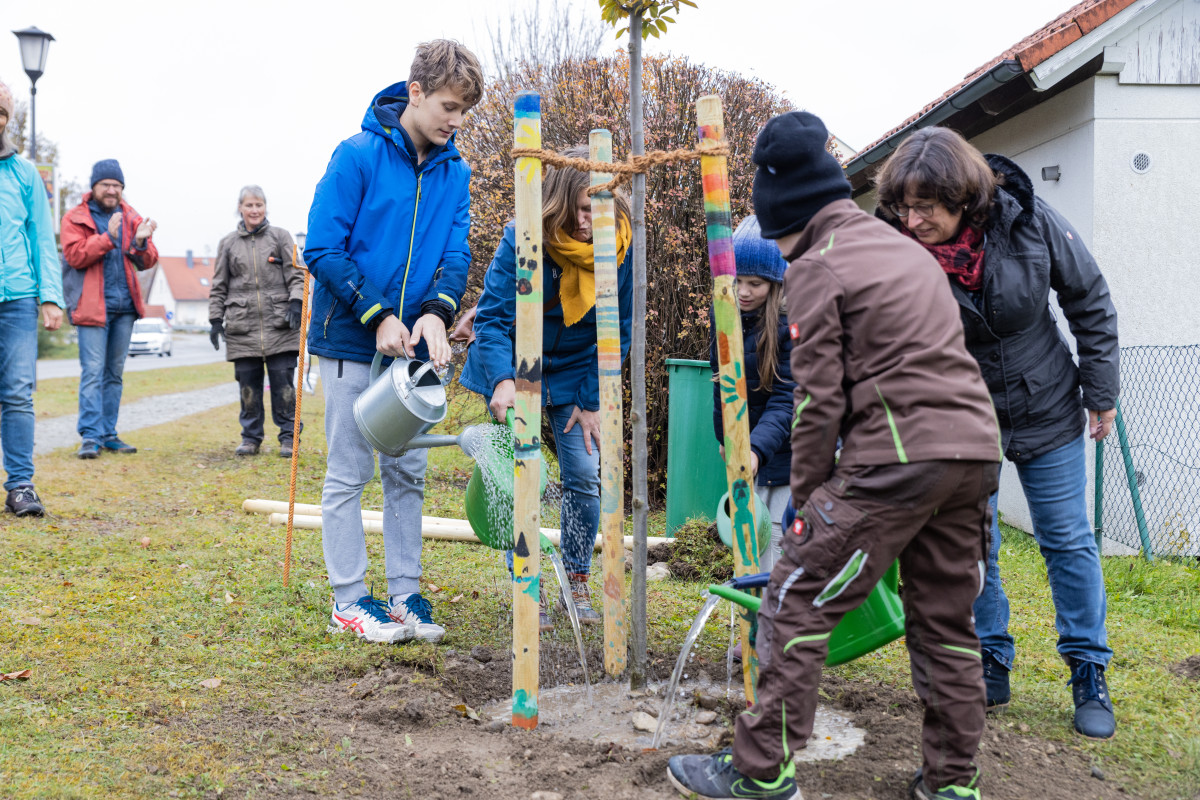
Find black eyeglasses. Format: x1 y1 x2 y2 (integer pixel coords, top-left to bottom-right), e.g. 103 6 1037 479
888 202 938 219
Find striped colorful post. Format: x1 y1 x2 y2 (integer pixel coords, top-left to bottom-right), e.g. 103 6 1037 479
697 94 761 703
512 90 544 729
589 129 627 677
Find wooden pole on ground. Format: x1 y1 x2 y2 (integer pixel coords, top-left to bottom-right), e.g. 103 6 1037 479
697 94 761 703
589 128 628 678
511 90 543 730
283 243 311 588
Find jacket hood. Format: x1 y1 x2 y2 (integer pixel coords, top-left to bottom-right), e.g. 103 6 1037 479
0 139 15 159
985 153 1035 222
237 218 271 236
361 81 460 164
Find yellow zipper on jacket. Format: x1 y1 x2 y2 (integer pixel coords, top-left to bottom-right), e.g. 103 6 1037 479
398 173 423 324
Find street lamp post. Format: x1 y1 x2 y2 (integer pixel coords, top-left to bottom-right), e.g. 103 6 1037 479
12 26 55 160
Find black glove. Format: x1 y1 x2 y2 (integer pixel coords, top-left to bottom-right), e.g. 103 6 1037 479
287 299 303 330
209 319 224 350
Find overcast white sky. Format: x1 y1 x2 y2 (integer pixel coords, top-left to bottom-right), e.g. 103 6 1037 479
3 0 1069 257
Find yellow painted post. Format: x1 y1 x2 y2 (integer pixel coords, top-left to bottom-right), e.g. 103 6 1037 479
511 90 543 729
589 129 627 677
697 94 760 703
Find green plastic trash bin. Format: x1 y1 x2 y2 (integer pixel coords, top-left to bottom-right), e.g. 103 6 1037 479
665 358 729 536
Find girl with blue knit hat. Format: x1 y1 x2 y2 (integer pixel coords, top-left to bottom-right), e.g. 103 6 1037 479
708 214 796 573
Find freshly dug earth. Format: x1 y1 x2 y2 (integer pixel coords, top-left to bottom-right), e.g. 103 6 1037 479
1170 654 1200 681
187 643 1139 799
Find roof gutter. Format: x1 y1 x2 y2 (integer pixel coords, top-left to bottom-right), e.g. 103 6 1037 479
843 59 1027 180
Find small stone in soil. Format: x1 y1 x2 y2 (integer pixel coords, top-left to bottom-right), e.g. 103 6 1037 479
1091 765 1106 781
631 711 657 732
694 710 718 725
695 693 722 711
470 646 493 663
483 720 506 733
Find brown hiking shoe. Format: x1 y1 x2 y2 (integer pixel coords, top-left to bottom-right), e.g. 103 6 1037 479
560 572 602 625
235 439 260 456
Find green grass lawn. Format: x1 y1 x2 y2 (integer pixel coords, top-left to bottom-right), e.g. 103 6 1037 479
1 369 1198 798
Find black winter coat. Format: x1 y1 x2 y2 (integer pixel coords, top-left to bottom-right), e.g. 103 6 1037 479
885 155 1119 463
710 309 796 487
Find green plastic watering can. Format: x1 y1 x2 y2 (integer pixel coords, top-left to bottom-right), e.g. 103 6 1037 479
463 409 549 551
708 559 905 666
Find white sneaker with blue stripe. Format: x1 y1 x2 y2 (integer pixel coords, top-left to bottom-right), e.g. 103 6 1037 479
388 593 446 643
328 595 414 644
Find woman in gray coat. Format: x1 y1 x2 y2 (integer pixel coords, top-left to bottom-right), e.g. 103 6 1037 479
875 128 1119 742
209 186 304 456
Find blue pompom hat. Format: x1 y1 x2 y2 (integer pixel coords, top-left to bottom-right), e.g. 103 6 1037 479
732 215 787 283
89 159 125 188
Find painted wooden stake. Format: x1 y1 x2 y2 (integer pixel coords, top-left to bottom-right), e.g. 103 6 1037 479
589 129 628 678
697 94 761 703
511 90 543 730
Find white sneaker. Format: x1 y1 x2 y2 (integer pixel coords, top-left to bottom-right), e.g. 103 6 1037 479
328 596 414 643
387 593 446 643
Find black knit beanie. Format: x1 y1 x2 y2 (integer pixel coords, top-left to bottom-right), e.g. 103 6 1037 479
752 111 851 239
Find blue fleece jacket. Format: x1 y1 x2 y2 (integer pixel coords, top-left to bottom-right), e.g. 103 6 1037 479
460 223 633 411
0 151 63 307
303 82 471 362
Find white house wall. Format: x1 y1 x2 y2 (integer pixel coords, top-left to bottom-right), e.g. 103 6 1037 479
146 270 175 321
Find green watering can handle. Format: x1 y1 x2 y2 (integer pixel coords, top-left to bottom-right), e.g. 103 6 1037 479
708 583 762 613
505 407 515 428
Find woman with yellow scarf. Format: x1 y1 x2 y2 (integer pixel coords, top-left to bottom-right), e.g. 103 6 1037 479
460 145 632 632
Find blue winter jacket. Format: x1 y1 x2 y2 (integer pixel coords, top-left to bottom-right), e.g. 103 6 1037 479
710 309 795 487
303 82 471 362
460 223 633 411
0 151 63 307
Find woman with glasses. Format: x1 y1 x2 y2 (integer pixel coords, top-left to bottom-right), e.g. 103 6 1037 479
874 127 1120 741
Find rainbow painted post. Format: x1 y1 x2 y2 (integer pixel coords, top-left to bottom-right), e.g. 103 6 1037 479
511 91 543 730
697 94 761 703
589 129 627 677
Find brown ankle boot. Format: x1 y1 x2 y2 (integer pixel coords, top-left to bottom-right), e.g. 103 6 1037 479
561 572 602 625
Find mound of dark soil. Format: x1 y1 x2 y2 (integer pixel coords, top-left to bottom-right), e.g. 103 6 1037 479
1170 654 1200 681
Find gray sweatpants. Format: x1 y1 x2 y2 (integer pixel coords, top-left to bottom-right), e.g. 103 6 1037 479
321 358 429 605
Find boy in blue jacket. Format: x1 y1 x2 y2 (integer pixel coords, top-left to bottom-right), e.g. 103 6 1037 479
304 40 484 644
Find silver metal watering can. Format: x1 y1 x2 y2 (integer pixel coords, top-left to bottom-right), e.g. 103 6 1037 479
352 353 458 457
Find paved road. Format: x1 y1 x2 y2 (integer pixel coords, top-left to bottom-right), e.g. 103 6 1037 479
37 332 228 381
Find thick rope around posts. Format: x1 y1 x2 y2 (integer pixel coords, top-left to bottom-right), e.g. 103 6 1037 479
510 141 729 196
283 244 312 588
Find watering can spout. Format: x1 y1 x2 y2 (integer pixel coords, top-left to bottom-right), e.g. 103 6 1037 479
403 423 490 455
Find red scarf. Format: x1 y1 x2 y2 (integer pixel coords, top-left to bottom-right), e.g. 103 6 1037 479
904 224 986 291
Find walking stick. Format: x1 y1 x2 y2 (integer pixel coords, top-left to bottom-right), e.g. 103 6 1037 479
697 95 761 703
511 90 544 729
283 243 311 588
589 128 628 677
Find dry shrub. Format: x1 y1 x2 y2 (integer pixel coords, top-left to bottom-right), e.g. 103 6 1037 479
457 53 792 504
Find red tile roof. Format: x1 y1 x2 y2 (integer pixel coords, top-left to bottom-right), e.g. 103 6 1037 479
855 0 1139 156
156 255 216 302
143 304 168 323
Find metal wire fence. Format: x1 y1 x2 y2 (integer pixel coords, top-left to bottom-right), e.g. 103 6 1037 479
1096 345 1200 560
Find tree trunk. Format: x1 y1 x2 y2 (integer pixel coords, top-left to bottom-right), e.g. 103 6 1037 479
629 11 649 691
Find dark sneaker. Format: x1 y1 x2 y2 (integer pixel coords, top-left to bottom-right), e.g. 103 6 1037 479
910 767 981 799
982 652 1010 710
1068 659 1116 739
77 442 102 459
666 749 799 800
102 438 137 454
5 484 45 517
561 572 602 626
235 439 260 456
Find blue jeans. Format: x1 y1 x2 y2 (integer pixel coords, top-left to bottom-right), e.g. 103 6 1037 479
505 403 601 577
0 298 39 490
76 312 137 444
973 436 1111 669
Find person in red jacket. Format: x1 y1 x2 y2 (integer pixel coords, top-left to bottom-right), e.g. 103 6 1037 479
61 159 159 459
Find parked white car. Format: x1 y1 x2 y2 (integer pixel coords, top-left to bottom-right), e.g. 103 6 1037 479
128 317 173 358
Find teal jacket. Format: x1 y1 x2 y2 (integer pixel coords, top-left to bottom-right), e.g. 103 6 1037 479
0 150 63 307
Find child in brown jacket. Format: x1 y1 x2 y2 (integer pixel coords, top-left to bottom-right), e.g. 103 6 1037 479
668 112 1003 800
